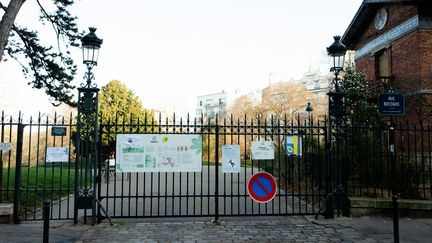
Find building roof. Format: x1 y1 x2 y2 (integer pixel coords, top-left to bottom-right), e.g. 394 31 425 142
341 0 427 49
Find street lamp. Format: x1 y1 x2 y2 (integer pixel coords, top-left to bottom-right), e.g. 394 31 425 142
327 35 347 91
81 27 103 87
306 102 313 120
75 27 104 225
325 35 349 218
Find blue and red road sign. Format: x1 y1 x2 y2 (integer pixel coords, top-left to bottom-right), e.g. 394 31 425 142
247 172 277 203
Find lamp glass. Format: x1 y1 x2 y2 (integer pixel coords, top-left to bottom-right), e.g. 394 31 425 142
82 44 100 67
332 53 345 71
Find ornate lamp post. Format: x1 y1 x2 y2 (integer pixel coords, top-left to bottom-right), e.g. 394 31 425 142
74 27 103 225
326 35 349 218
81 27 103 87
306 102 313 125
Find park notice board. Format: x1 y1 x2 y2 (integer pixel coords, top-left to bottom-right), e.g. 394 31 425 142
116 134 202 172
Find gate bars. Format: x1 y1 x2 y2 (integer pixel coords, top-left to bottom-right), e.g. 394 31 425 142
3 111 432 222
0 111 76 222
97 114 328 220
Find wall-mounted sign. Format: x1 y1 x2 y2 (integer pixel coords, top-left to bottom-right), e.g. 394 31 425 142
0 143 12 151
378 88 405 116
222 144 240 173
116 134 202 173
46 147 69 162
286 135 302 156
51 126 67 136
251 141 274 160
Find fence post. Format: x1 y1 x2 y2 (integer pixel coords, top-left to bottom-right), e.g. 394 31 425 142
0 157 3 203
214 117 220 223
324 137 334 219
43 200 50 243
389 120 399 243
13 122 24 224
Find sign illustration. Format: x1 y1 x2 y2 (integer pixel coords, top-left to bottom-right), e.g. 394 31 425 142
222 144 240 173
286 135 302 156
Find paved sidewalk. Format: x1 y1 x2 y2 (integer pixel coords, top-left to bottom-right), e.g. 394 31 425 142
1 215 432 242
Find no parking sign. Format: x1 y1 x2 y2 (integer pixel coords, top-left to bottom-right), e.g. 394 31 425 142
247 172 277 203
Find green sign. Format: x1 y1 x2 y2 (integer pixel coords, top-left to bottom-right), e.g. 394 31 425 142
51 126 67 136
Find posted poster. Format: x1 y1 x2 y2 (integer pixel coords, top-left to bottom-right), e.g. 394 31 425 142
251 141 274 160
0 143 12 151
46 147 69 162
286 135 302 156
222 145 241 173
116 134 202 172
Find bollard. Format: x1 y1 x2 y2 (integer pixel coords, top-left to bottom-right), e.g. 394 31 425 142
43 200 50 243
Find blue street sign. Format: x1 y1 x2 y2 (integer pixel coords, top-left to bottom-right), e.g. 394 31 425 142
378 88 405 116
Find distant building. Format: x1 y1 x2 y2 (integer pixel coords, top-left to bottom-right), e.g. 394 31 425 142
296 67 332 95
196 91 227 119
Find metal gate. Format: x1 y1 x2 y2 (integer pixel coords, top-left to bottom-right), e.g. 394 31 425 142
0 112 328 223
97 115 328 220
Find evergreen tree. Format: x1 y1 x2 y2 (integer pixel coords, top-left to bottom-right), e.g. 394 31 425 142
99 80 154 159
0 0 81 106
342 66 379 125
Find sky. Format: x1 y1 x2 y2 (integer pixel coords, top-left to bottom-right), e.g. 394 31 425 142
0 0 363 117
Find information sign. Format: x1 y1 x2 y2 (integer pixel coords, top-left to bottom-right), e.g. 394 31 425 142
286 135 302 156
46 147 69 162
251 141 274 160
51 126 67 136
0 143 12 151
222 145 240 173
116 134 202 172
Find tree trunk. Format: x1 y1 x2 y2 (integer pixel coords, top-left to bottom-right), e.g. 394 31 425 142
0 0 26 63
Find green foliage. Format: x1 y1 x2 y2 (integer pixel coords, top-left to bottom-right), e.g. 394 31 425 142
99 80 150 123
99 80 154 159
342 66 379 125
3 0 82 107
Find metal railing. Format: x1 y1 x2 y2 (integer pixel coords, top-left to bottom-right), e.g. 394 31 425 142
1 111 432 222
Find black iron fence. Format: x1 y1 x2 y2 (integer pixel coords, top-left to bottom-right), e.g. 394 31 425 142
1 111 432 222
348 122 432 199
0 111 76 222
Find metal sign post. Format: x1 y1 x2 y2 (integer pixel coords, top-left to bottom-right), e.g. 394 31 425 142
378 86 403 243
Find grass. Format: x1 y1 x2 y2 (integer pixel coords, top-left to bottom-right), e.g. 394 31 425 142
1 164 89 213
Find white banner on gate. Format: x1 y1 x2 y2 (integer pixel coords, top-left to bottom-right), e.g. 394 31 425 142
46 147 69 162
251 141 274 160
116 134 202 173
0 143 12 151
222 144 241 173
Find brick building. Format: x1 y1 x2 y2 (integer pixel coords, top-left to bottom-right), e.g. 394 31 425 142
341 0 432 122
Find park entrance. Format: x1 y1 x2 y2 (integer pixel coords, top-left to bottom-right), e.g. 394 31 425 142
96 115 327 221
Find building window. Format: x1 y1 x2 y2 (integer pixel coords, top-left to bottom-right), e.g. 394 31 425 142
200 101 203 106
375 48 390 79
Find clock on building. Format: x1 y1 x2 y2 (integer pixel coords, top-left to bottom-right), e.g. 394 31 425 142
375 8 388 30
